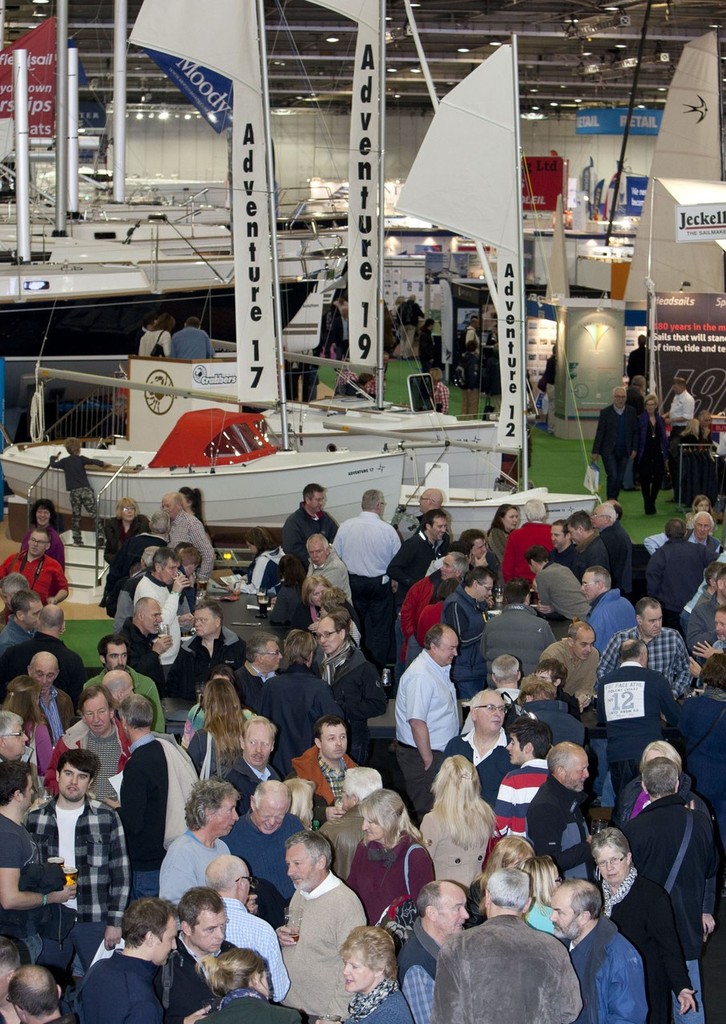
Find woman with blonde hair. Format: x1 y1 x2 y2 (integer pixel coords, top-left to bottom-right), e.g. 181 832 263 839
186 675 250 778
347 790 434 925
466 834 534 926
284 777 316 830
200 947 300 1024
102 496 150 564
2 675 51 775
420 755 496 885
339 926 413 1024
522 855 560 934
290 574 334 630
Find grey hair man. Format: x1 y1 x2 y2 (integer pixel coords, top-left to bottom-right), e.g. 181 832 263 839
279 830 365 1021
159 778 239 902
305 534 351 601
526 742 593 880
431 869 582 1024
399 880 469 1023
0 590 42 658
205 854 290 1001
0 710 28 763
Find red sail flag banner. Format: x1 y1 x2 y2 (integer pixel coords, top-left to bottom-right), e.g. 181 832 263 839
0 18 56 137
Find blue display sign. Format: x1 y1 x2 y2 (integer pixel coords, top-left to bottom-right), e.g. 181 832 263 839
576 108 662 135
144 47 232 133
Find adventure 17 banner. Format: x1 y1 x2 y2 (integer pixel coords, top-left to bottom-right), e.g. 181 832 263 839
654 291 726 411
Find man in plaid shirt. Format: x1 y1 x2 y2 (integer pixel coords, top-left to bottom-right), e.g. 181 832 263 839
26 748 130 972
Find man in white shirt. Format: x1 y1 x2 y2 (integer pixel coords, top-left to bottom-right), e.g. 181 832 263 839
395 624 460 819
134 547 192 668
205 853 290 1002
334 489 401 668
664 376 695 432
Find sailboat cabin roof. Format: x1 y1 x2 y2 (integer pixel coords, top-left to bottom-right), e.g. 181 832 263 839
149 409 278 468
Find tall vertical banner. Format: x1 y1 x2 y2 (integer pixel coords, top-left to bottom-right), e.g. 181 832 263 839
347 20 379 367
497 249 523 444
0 19 56 137
131 0 278 402
654 291 726 411
305 0 380 368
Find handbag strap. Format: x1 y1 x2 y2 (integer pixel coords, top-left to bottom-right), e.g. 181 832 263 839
200 732 214 781
402 843 423 895
686 702 726 757
664 812 693 894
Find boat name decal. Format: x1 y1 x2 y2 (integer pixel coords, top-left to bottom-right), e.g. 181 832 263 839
192 366 237 387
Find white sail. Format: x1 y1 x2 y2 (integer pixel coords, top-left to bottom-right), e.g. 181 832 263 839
396 44 525 448
130 0 278 404
306 0 380 368
625 32 724 300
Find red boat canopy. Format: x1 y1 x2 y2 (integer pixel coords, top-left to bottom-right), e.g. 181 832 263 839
148 410 279 468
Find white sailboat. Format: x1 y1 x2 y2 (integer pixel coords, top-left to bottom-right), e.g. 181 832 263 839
0 0 406 532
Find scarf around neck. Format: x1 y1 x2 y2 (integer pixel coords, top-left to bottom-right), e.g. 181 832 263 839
602 865 637 918
347 978 398 1021
321 639 352 687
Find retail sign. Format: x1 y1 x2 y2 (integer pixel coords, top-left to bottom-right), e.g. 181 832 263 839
576 107 662 135
522 156 564 213
0 19 56 137
675 203 726 242
144 47 232 132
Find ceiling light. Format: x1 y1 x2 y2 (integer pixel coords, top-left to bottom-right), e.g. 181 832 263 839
411 67 421 73
457 47 470 54
614 43 627 49
490 40 502 47
387 67 397 73
184 113 192 119
550 101 559 107
32 0 49 5
158 110 170 120
136 112 144 120
325 36 339 43
582 49 592 56
394 93 401 98
530 88 538 93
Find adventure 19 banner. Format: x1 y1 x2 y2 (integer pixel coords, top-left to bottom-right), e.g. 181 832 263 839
654 291 726 411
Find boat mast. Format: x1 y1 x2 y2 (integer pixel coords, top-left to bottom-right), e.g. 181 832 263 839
13 49 30 264
375 0 386 406
113 0 127 204
53 0 68 236
511 35 528 489
256 0 290 448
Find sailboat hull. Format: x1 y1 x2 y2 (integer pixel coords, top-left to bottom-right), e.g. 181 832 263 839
0 441 407 530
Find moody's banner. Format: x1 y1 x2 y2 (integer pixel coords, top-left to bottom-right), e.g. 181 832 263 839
144 47 232 132
576 107 662 135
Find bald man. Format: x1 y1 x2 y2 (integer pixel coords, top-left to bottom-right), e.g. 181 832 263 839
0 605 85 706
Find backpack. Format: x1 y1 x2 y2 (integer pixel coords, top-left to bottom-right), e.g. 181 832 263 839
400 301 417 326
375 843 422 949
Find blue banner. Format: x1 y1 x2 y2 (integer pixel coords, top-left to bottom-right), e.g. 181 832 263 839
144 47 232 132
79 101 106 130
576 107 662 135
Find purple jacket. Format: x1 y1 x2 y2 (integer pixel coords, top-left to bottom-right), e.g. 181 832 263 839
636 411 669 463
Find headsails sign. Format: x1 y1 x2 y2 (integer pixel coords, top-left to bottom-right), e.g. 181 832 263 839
0 19 56 137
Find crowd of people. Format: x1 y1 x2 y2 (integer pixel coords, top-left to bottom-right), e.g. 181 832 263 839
0 477 724 1024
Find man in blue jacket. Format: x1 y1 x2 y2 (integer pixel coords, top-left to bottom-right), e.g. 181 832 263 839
551 880 647 1024
583 566 636 654
80 897 178 1024
442 567 493 699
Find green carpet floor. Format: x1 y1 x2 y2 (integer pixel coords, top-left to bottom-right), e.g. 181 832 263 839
63 620 111 669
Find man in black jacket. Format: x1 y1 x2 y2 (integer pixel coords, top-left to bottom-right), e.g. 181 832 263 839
388 509 448 605
591 387 638 500
153 888 232 1024
120 597 171 697
525 741 593 880
0 605 85 707
166 600 246 702
624 757 718 1024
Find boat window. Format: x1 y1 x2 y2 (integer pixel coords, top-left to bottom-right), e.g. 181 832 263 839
204 422 267 460
254 417 281 447
407 373 435 413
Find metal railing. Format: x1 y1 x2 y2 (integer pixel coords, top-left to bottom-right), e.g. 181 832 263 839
45 384 128 442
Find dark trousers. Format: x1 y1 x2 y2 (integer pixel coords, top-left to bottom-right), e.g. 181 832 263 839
602 450 631 500
640 460 664 514
39 920 106 976
396 743 445 822
609 758 640 798
349 574 395 669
